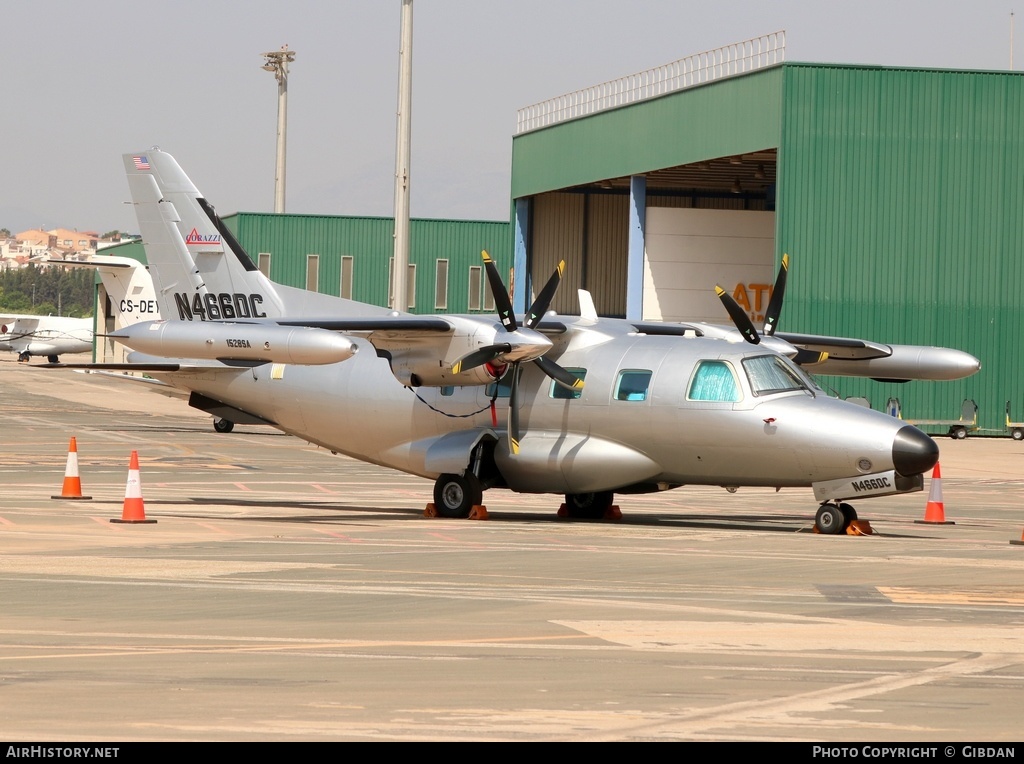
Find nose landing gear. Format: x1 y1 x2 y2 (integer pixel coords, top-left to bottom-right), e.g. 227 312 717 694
815 502 859 535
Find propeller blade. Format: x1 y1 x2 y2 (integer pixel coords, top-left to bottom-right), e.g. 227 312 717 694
715 285 760 345
451 343 511 375
507 363 521 455
525 260 565 328
793 348 829 365
481 250 517 332
533 355 585 392
762 253 789 336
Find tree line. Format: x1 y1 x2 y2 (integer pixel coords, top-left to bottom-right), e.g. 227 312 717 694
0 265 94 317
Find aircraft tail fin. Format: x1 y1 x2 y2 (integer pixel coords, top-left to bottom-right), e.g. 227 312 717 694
123 149 388 322
50 256 158 328
124 149 290 321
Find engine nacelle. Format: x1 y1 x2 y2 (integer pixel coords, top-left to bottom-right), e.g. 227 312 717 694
386 350 505 387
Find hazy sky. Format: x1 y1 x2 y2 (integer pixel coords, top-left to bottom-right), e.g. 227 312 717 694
1 0 1018 234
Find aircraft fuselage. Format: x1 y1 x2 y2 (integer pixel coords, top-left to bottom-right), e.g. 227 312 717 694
147 320 936 500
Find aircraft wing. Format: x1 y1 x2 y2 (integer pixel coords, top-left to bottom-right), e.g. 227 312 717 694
47 257 136 270
774 331 981 381
69 369 188 400
276 317 453 333
58 363 273 426
108 313 570 389
42 352 263 374
3 316 42 338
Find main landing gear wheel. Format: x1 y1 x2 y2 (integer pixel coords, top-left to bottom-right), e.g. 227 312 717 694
213 418 235 433
815 503 847 535
563 491 614 519
433 473 483 519
838 503 857 526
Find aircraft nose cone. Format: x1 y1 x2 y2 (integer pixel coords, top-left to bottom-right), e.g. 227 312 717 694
892 425 939 476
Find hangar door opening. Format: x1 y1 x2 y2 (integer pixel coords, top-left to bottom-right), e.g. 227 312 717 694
643 207 775 324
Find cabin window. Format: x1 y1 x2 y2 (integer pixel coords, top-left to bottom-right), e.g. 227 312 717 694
550 368 587 400
742 355 810 397
440 386 455 397
614 370 652 401
485 375 514 399
688 361 740 402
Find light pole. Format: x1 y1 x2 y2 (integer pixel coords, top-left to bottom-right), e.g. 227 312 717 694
262 45 295 214
392 0 413 312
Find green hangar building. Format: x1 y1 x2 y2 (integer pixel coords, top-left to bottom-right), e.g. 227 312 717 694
508 33 1022 434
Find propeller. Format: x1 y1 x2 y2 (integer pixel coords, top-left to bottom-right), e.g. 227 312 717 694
715 254 828 366
761 253 788 336
471 251 584 455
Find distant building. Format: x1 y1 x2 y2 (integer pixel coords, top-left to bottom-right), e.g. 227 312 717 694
9 227 110 266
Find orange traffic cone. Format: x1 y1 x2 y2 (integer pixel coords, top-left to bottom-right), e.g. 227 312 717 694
1011 529 1024 546
915 462 954 525
52 437 92 500
110 450 156 524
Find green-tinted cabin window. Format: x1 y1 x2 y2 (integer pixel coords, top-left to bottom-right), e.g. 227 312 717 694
688 361 740 402
614 370 652 401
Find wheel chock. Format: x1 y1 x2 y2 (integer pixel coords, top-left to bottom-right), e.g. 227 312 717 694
556 503 622 520
846 519 874 536
812 519 874 535
423 502 489 520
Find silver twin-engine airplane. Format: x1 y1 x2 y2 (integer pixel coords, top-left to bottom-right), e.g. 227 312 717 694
61 148 981 534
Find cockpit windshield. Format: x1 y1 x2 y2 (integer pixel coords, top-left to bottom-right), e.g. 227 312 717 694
742 355 816 397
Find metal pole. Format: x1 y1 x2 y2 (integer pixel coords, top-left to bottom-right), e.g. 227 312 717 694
392 0 413 312
262 46 295 214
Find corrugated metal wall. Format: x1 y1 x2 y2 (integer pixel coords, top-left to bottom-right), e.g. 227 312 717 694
530 192 628 316
531 194 584 313
225 213 511 314
777 64 1024 430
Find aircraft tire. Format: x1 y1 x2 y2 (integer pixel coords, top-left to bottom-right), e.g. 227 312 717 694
838 502 857 528
433 473 482 519
47 355 58 364
563 491 613 519
815 503 846 535
213 418 235 433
